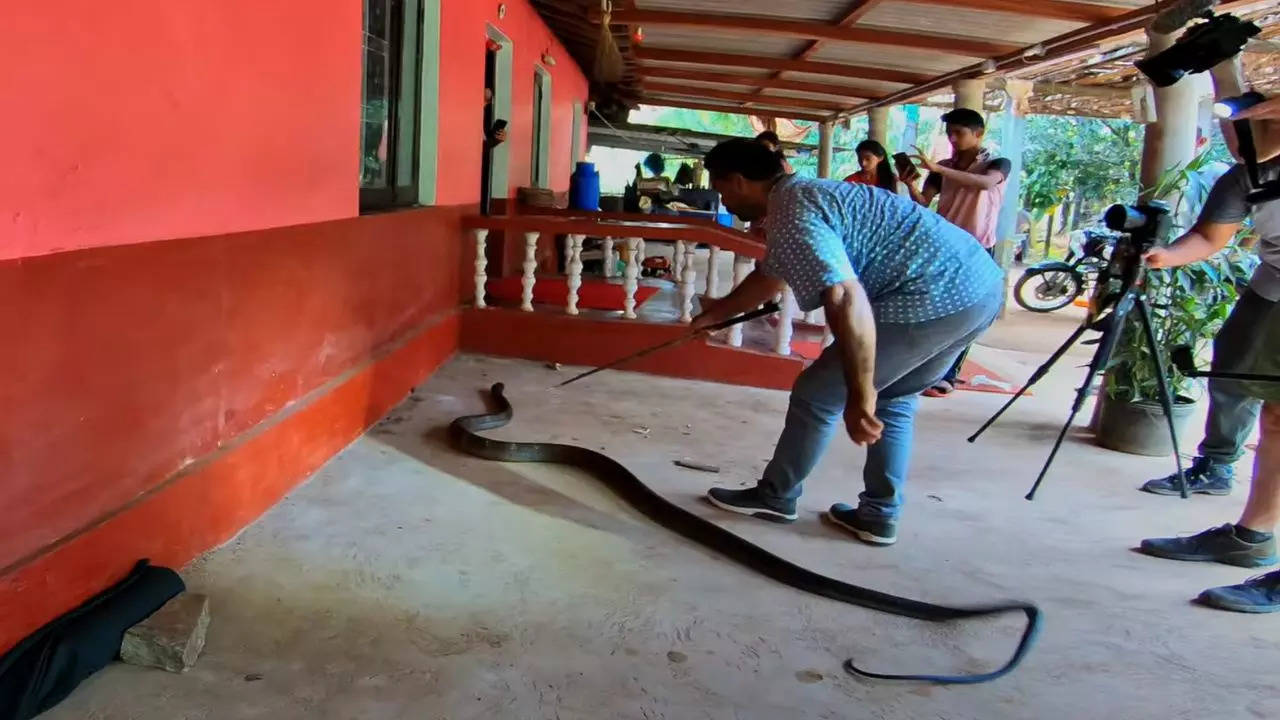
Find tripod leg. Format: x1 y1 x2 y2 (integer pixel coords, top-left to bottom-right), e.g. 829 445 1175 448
1026 312 1126 501
1136 298 1189 499
969 323 1089 443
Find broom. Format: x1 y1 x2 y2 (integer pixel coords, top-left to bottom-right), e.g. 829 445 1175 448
593 1 625 83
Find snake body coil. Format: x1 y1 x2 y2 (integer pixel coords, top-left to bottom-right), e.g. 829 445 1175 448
450 383 1041 684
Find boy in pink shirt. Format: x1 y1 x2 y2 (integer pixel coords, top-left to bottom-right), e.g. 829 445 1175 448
905 108 1010 396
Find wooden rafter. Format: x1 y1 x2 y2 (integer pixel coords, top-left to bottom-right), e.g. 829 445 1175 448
611 9 1019 57
640 81 856 112
637 66 885 100
637 96 831 123
632 48 928 85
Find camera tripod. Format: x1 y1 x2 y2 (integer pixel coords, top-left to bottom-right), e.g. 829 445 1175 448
968 273 1189 501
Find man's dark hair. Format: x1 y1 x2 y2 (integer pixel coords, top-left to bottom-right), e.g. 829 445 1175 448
705 139 784 181
940 108 985 131
755 130 781 146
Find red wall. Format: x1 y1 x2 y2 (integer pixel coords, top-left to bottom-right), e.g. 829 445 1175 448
0 0 588 651
0 0 361 261
437 0 589 205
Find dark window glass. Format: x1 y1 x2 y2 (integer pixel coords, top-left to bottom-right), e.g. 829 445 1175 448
361 0 422 211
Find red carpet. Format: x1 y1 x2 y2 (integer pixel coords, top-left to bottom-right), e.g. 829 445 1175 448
788 338 1025 396
485 276 659 311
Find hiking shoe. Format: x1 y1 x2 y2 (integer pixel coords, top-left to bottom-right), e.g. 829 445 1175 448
706 487 797 523
1197 570 1280 613
1139 524 1278 568
824 503 898 546
1140 456 1233 496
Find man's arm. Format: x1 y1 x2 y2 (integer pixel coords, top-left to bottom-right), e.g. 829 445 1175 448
824 279 883 445
691 268 784 330
907 181 936 207
924 162 1007 191
1144 220 1242 269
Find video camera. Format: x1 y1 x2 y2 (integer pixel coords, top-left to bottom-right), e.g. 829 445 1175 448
1083 202 1171 322
1135 11 1260 88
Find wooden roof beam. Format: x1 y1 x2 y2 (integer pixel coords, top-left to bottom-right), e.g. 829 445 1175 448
632 48 928 85
638 66 885 100
907 0 1127 24
638 96 833 123
611 9 1018 57
641 82 856 112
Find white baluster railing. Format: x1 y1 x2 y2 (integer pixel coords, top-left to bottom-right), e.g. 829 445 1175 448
602 237 615 278
636 238 646 265
803 310 816 324
706 245 721 298
673 240 686 280
521 231 538 312
774 287 796 355
565 234 584 315
727 255 754 348
472 229 488 309
679 241 697 323
623 237 640 319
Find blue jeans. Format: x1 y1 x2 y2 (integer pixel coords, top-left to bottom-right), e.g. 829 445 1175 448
759 288 1004 520
1200 289 1273 463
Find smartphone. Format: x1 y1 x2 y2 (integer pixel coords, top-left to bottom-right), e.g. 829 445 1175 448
492 119 508 132
892 152 917 177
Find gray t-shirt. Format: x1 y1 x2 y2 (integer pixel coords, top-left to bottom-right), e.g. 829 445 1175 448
1198 159 1280 300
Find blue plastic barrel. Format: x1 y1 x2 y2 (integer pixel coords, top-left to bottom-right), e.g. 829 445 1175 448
569 162 600 211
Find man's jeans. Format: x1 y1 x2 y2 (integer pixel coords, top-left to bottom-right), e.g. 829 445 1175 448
758 288 1004 520
1200 289 1275 464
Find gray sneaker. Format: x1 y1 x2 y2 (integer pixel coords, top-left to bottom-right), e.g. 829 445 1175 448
706 487 798 523
1139 524 1278 568
1140 456 1233 496
825 503 898 546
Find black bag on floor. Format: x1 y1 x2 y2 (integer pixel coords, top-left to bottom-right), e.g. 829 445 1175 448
0 560 184 720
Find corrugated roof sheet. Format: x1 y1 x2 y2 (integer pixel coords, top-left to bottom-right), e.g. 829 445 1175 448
639 27 811 57
807 41 980 74
633 0 850 23
857 2 1084 45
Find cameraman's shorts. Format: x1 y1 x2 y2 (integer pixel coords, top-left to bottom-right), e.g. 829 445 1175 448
1242 298 1280 403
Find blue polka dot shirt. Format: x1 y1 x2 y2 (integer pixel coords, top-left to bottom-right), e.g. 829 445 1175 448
761 176 1004 324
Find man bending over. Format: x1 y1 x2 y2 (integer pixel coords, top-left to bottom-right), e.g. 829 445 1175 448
693 139 1003 546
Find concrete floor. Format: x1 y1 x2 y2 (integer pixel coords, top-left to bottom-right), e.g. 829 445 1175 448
42 308 1279 719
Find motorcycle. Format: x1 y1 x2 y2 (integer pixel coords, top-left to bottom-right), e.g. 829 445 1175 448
1013 228 1116 313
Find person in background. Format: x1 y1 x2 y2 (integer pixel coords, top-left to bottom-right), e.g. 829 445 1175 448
907 108 1011 397
844 140 905 196
484 88 507 148
756 131 795 174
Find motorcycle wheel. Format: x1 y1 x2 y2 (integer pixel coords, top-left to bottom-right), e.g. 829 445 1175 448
1014 270 1082 313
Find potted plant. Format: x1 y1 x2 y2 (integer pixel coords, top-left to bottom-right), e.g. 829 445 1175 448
1095 154 1260 455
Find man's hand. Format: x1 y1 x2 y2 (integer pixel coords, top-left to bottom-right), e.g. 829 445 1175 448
492 128 508 145
844 390 884 446
690 300 725 333
1143 246 1172 269
910 145 940 173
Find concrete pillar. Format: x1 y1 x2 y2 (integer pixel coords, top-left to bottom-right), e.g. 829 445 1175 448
996 79 1032 254
868 107 890 148
953 78 986 112
818 121 834 179
1139 29 1199 203
995 79 1032 317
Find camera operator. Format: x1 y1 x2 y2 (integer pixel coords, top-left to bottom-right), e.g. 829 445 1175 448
1134 136 1280 612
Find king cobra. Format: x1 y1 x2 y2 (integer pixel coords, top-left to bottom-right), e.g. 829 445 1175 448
450 383 1042 684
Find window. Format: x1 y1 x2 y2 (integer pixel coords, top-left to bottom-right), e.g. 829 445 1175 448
361 0 423 211
531 68 552 187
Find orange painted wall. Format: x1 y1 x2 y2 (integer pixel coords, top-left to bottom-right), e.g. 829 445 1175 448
0 0 587 652
0 0 360 261
437 0 589 205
